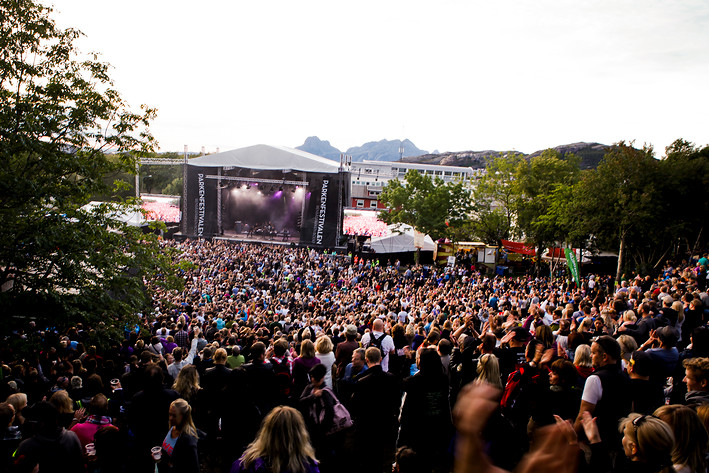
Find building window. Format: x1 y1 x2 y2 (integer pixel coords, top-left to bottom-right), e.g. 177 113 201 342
369 201 378 208
356 200 365 208
444 171 452 176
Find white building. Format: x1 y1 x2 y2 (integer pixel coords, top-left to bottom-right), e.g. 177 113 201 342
348 160 482 209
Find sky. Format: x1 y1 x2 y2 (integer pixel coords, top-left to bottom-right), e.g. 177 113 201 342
53 0 709 156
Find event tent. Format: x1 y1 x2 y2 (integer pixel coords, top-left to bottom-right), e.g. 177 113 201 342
81 201 146 227
188 144 340 173
369 224 435 253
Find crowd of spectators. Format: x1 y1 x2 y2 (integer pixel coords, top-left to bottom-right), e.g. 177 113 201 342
1 239 708 473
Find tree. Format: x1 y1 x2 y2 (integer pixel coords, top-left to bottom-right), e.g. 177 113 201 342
378 169 471 241
0 0 180 347
469 153 524 245
515 150 580 272
572 142 662 282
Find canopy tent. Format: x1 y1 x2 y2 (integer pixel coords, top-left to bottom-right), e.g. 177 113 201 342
369 224 435 253
80 201 146 227
188 144 340 173
501 239 536 256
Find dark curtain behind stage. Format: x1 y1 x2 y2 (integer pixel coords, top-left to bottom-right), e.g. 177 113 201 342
223 184 305 239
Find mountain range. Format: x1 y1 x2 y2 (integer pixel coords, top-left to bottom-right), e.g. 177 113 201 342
296 136 427 162
297 136 609 170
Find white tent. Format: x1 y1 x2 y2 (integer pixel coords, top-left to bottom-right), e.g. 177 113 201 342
81 201 146 227
369 224 435 253
188 144 340 173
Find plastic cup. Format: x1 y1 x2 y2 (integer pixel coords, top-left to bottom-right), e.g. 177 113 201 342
110 379 119 387
86 443 96 456
151 446 162 461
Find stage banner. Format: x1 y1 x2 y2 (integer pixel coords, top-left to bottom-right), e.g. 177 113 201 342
564 248 581 287
301 172 345 248
184 165 218 237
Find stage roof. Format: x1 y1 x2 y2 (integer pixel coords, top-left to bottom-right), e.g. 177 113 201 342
188 144 341 174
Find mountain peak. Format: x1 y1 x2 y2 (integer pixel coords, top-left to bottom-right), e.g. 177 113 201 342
296 137 427 162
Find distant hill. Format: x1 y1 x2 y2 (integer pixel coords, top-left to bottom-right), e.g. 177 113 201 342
296 136 427 162
403 142 609 170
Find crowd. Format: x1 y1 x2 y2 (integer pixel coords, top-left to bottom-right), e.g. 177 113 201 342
1 238 709 473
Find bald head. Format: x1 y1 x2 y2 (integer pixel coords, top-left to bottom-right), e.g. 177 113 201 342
373 319 384 331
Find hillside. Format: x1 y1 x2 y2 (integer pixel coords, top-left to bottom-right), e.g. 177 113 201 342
403 142 609 169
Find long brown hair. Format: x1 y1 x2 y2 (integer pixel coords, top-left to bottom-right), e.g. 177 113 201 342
654 404 708 473
240 406 317 473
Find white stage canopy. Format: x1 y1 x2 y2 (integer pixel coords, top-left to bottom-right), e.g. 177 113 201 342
369 223 435 253
188 144 340 174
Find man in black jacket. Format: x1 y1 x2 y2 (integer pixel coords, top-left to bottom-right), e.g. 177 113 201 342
127 364 179 471
351 347 401 473
574 336 630 464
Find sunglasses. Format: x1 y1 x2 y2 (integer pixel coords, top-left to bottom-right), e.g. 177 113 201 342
631 414 658 434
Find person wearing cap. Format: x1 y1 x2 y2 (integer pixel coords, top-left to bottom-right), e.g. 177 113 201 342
334 325 359 380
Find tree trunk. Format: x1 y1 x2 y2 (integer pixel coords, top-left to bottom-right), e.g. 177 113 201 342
615 235 625 284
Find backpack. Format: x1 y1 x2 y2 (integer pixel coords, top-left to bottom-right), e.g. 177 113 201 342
271 357 292 398
500 366 532 412
368 332 386 356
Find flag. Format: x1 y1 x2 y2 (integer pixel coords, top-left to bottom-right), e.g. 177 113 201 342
564 248 580 287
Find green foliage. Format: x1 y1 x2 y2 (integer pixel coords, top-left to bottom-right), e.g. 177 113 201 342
469 153 524 245
515 149 581 253
0 0 181 340
378 169 472 241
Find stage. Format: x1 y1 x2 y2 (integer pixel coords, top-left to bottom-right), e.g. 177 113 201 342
181 145 349 248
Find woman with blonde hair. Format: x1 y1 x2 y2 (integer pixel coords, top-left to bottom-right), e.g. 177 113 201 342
6 392 28 427
476 353 502 389
654 404 708 473
231 405 319 473
172 365 202 404
314 336 335 389
48 389 77 428
159 398 199 473
583 412 676 473
573 344 593 380
293 340 320 398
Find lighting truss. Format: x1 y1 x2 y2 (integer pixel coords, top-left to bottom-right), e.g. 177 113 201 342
205 175 308 186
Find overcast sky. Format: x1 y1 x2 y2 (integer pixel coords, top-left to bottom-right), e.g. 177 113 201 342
54 0 709 155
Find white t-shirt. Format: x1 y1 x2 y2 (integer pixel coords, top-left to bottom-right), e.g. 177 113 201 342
581 374 603 405
361 331 396 372
317 351 336 389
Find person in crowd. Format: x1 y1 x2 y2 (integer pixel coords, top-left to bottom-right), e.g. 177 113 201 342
574 336 631 459
682 357 709 404
475 353 502 389
293 340 320 399
15 401 85 473
172 365 202 404
69 393 111 450
573 344 594 380
654 404 709 473
231 406 319 473
334 325 359 379
128 364 179 470
582 411 676 473
243 342 277 419
299 364 342 470
627 351 665 414
159 398 199 473
361 319 396 372
398 348 453 472
351 347 400 472
226 346 245 369
314 336 336 389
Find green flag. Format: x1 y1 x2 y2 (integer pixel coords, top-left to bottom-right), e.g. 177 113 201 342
564 248 581 287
